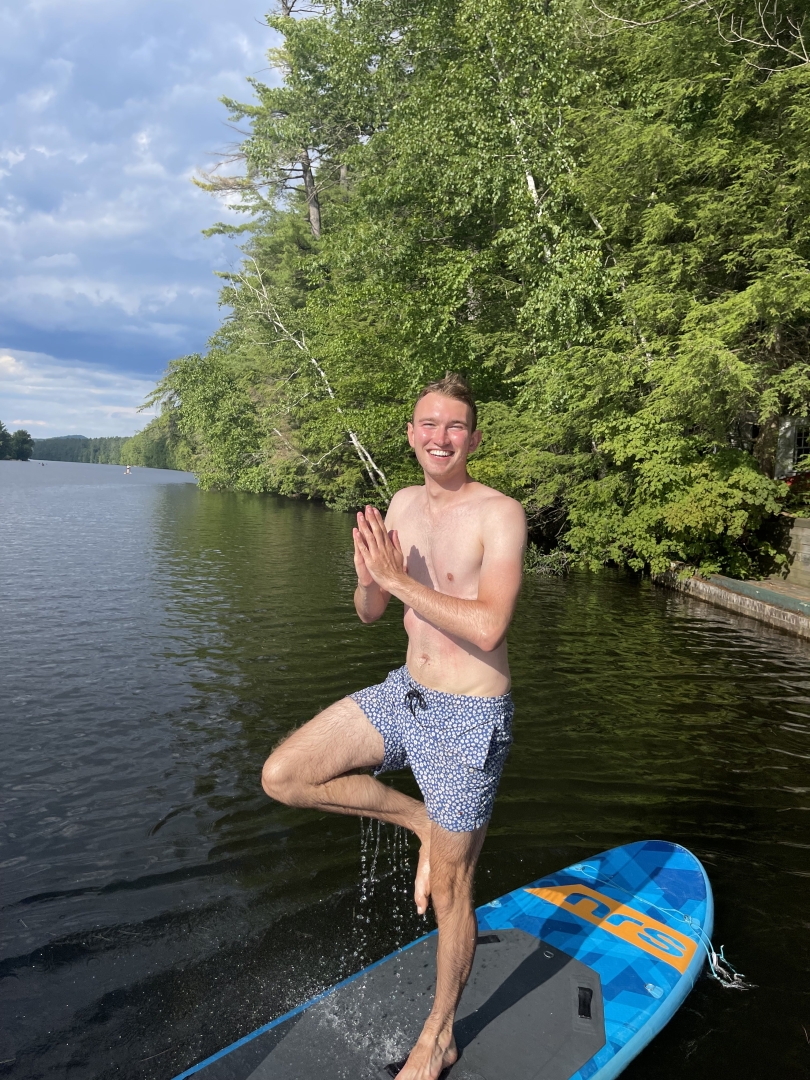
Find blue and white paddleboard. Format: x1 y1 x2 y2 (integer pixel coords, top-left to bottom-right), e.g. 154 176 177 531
174 840 712 1080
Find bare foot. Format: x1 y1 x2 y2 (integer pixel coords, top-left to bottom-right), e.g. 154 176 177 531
414 839 431 915
396 1030 457 1080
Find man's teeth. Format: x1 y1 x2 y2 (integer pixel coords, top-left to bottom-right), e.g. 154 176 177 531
428 450 451 457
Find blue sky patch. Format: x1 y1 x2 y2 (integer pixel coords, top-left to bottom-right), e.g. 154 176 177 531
0 0 279 435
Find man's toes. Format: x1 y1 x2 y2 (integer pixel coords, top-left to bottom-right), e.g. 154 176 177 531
414 882 428 914
414 865 430 914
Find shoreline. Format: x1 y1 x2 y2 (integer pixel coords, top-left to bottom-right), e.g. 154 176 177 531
653 567 810 640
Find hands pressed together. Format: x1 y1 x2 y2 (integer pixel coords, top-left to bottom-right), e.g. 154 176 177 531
353 505 407 592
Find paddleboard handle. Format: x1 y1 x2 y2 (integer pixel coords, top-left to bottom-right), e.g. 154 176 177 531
578 986 594 1019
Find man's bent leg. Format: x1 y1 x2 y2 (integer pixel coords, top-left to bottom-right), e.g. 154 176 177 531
398 821 487 1080
261 698 433 910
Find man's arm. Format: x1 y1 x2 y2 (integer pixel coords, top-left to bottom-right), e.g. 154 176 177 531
355 501 526 651
352 496 404 623
354 564 391 624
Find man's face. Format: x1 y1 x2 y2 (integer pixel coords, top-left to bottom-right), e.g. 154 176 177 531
407 392 482 480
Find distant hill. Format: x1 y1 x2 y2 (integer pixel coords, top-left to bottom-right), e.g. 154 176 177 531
33 435 127 464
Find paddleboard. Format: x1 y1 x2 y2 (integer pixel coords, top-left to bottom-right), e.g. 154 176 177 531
173 840 713 1080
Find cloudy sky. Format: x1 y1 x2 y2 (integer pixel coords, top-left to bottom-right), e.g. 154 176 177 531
0 0 280 436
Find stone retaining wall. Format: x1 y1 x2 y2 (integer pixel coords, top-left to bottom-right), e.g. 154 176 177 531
785 517 810 587
654 571 810 640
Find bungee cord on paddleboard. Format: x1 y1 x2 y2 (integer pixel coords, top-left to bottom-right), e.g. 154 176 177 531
568 861 754 990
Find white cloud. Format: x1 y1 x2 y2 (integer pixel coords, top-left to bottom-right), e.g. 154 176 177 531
0 347 158 436
20 87 57 112
31 252 78 267
0 0 281 375
0 273 210 326
0 353 25 375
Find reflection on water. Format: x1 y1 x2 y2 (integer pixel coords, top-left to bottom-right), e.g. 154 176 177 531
1 460 808 1079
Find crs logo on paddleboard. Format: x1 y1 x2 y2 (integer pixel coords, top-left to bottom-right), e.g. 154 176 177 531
525 884 698 974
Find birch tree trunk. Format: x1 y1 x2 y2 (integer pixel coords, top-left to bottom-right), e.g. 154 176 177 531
300 149 322 239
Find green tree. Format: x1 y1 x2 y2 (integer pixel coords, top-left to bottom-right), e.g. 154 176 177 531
121 415 186 470
0 421 11 460
498 0 809 575
11 429 34 461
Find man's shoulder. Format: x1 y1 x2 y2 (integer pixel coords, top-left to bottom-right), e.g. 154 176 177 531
390 484 424 499
386 485 424 517
471 486 526 554
469 482 526 523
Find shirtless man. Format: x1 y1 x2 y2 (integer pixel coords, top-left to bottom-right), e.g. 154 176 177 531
261 373 526 1080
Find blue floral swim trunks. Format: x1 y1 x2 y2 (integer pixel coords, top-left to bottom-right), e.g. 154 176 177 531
350 665 514 833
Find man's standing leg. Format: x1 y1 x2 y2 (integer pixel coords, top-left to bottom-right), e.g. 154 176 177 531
397 822 487 1080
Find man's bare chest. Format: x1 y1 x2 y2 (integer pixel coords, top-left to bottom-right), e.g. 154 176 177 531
397 513 485 596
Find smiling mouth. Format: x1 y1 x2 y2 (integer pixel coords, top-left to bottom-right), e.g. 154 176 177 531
427 450 452 458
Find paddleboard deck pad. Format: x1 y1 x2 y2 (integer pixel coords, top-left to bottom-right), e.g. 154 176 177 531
175 840 713 1080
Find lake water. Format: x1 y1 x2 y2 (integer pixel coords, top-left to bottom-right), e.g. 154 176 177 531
1 459 808 1080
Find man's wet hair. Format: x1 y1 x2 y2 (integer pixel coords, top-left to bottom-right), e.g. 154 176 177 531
414 372 477 431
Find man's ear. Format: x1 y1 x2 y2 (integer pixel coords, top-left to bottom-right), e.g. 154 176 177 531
468 429 483 454
407 421 415 448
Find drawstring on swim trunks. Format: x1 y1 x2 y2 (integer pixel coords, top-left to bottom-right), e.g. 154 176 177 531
405 687 427 718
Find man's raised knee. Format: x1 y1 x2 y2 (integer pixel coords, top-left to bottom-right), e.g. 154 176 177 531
261 751 298 804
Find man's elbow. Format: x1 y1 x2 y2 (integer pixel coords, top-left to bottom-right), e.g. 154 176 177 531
356 598 388 624
477 626 507 653
357 609 381 625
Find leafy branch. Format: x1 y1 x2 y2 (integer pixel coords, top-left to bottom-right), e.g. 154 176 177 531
709 0 809 70
588 0 809 70
238 257 391 498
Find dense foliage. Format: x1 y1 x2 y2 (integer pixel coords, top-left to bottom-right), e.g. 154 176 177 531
120 419 186 470
146 0 810 575
0 421 34 461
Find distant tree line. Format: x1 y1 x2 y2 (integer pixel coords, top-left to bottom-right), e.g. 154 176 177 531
29 423 185 471
32 435 127 463
0 421 34 461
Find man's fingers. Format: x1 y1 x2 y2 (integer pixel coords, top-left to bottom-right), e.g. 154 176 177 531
357 510 376 540
355 518 376 554
353 530 378 588
357 511 381 552
364 505 391 546
358 507 403 587
353 526 370 553
363 505 381 531
390 529 407 573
